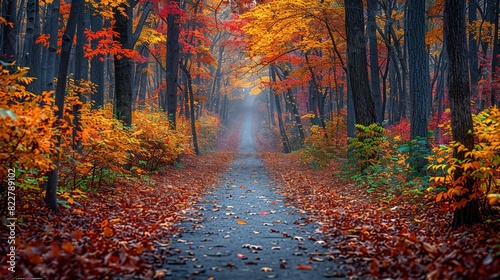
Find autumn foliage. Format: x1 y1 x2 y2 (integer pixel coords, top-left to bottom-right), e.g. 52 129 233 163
0 67 59 189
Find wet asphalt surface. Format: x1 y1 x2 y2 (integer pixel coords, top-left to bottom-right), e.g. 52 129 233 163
158 97 344 279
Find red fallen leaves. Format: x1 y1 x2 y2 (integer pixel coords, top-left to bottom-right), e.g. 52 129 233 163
297 264 313 270
261 152 500 279
0 153 234 279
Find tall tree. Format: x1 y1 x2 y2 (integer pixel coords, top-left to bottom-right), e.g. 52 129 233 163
367 0 383 123
90 13 105 108
113 1 133 126
45 0 83 212
1 0 17 63
165 0 181 129
344 0 377 126
44 0 61 91
444 0 482 229
407 0 431 172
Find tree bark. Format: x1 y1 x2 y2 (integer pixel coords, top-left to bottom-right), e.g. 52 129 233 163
45 0 82 212
44 0 60 91
367 0 383 123
444 0 482 229
490 0 500 107
1 0 17 63
90 14 104 108
165 0 181 129
407 0 431 172
468 0 480 90
113 2 133 126
180 62 199 154
271 66 291 153
344 0 377 126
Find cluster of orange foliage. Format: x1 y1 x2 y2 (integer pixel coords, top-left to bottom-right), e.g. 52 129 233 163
0 65 222 197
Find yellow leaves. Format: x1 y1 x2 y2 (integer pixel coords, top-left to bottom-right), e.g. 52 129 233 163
240 0 343 59
137 26 166 46
487 194 500 205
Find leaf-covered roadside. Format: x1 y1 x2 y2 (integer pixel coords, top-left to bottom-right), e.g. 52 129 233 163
261 152 500 279
0 152 234 279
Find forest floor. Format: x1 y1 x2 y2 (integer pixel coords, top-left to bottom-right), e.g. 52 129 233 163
1 95 499 279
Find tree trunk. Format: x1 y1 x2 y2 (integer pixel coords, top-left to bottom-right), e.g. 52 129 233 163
45 0 82 212
1 0 17 63
113 2 133 126
444 0 482 229
468 0 480 91
271 66 291 153
180 62 199 154
165 0 181 129
367 0 383 123
407 0 431 172
344 0 377 126
490 0 500 107
44 0 60 91
90 14 105 108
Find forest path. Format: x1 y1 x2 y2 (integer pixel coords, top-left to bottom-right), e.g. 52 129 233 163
157 96 343 279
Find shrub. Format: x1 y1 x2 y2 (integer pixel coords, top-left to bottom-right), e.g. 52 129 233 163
299 117 347 168
428 106 500 212
133 106 189 171
0 67 60 190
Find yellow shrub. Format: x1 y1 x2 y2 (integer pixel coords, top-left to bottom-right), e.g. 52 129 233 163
133 106 189 170
195 114 221 151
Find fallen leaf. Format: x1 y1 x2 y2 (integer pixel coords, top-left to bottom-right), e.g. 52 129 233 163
62 243 75 253
297 264 313 270
261 267 273 272
103 226 114 237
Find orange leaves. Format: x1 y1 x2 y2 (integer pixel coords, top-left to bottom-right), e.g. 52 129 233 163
83 27 145 62
103 227 114 237
297 264 313 270
62 243 76 253
0 67 60 188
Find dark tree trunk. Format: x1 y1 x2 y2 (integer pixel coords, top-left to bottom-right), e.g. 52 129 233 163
165 0 181 129
21 0 37 68
45 0 82 213
180 62 199 155
367 0 383 123
276 65 305 145
346 69 356 138
113 3 133 126
90 14 104 108
490 0 500 107
72 9 88 151
44 0 60 91
1 0 17 63
407 0 431 172
468 1 480 90
271 66 291 153
444 0 482 229
345 0 377 126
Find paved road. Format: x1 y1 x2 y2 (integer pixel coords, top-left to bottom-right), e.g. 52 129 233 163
158 96 344 279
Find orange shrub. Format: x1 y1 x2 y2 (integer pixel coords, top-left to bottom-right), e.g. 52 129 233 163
0 67 60 189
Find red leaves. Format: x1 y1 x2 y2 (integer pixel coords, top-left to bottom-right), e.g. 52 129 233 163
2 152 233 278
261 152 500 279
297 264 313 270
